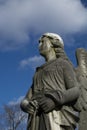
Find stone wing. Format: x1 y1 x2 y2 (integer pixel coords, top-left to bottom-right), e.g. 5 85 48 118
75 48 87 111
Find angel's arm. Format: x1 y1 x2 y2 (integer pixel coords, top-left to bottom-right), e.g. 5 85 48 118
61 60 80 104
45 60 80 106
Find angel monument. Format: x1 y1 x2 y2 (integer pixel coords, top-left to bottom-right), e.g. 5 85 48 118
20 33 82 130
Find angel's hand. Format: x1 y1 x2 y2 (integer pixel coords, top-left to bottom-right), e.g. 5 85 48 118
38 95 56 113
20 99 39 114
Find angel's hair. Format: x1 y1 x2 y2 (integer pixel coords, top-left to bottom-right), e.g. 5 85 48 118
40 33 73 66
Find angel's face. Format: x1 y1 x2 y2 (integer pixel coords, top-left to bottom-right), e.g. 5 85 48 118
39 37 53 56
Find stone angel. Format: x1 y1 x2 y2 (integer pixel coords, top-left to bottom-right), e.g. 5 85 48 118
20 33 81 130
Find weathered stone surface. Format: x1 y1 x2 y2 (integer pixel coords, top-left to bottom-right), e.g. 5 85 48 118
20 33 81 130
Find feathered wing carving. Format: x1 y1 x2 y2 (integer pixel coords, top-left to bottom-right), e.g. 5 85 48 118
75 48 87 130
76 48 87 75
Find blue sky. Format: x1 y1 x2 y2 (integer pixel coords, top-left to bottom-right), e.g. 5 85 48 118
0 0 87 108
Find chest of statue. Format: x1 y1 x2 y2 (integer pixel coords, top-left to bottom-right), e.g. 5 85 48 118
33 59 65 93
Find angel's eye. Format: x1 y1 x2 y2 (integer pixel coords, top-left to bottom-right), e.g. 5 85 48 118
42 40 44 43
57 39 60 41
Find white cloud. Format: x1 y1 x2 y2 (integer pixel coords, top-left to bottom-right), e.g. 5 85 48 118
20 55 45 69
0 0 87 50
8 96 24 105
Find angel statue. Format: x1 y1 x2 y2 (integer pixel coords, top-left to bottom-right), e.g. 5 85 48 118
20 33 80 130
74 48 87 130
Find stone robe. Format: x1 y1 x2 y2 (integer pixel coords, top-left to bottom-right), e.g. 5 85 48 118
25 58 79 130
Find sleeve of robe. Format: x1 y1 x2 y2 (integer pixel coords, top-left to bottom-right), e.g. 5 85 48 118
45 60 80 106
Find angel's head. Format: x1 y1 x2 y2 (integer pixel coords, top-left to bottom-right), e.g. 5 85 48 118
39 33 65 60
